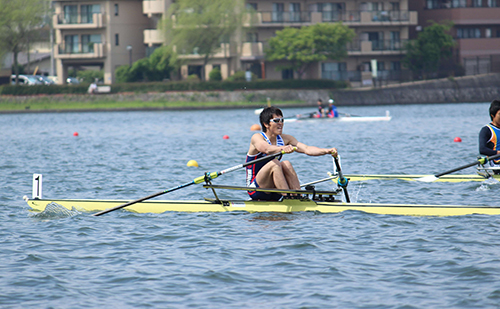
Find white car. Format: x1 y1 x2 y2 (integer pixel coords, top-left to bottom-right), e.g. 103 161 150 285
10 75 44 85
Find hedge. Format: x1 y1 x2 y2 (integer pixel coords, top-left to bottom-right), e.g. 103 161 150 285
0 79 347 96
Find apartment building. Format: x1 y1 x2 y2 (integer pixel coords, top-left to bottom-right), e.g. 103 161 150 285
145 0 418 86
52 0 150 84
410 0 500 76
54 0 417 86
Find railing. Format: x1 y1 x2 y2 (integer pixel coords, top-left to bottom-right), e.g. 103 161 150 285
57 42 104 56
257 10 413 24
322 70 413 82
322 11 360 22
370 10 410 22
322 71 361 82
56 12 104 26
370 39 407 51
425 0 499 9
260 11 311 23
347 39 407 52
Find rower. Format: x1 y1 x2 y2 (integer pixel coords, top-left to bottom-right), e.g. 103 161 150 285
327 99 338 118
315 99 326 118
245 106 339 201
478 99 500 174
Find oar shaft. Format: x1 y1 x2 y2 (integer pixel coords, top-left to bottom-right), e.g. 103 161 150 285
93 149 290 216
435 153 500 177
333 156 350 203
93 180 195 216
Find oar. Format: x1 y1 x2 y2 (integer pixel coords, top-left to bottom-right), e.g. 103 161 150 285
92 150 292 216
333 156 350 203
417 153 500 182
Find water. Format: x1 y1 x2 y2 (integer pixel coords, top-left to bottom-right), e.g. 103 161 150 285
2 103 500 308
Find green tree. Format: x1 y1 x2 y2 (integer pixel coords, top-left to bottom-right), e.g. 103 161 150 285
114 46 176 83
0 0 49 84
403 21 455 79
163 0 248 80
265 23 355 79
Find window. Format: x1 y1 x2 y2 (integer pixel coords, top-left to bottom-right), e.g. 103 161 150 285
81 5 100 23
246 3 257 10
63 5 78 24
451 0 466 7
488 0 499 7
82 34 101 53
289 3 300 21
114 3 119 16
390 2 400 10
282 68 293 80
272 3 284 22
391 61 401 71
457 28 481 38
64 35 79 53
472 0 483 6
486 28 492 38
322 62 347 80
246 32 258 43
115 33 119 46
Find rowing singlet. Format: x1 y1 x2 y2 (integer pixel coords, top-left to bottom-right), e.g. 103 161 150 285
486 124 500 165
246 132 284 187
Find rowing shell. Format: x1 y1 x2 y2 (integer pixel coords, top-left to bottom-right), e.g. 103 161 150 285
25 175 500 216
24 197 500 216
285 111 391 123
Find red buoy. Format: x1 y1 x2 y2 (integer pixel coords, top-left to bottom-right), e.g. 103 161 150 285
223 135 229 139
73 132 79 136
454 137 462 142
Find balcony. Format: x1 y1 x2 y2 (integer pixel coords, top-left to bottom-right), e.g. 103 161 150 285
54 13 105 29
55 43 105 59
251 10 417 27
260 11 311 23
143 0 166 17
176 43 237 59
348 39 408 55
240 42 264 61
144 29 164 46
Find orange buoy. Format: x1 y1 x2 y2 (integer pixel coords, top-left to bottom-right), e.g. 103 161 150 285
454 137 462 142
250 124 261 131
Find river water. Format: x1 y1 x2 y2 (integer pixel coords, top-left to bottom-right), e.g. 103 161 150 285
1 103 500 308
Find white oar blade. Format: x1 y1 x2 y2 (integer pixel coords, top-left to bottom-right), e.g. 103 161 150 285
417 175 439 182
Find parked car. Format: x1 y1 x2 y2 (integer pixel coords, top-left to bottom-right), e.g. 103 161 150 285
66 77 80 85
10 75 44 85
35 75 55 85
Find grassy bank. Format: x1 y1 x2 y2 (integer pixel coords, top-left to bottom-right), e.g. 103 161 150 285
0 97 309 113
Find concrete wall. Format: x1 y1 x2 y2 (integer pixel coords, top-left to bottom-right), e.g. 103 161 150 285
2 73 499 108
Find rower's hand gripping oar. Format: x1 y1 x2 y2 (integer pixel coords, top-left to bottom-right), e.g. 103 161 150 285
332 155 350 203
92 149 294 216
417 153 500 182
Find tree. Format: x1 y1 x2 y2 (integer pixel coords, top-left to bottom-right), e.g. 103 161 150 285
403 21 455 79
265 23 355 79
115 46 176 83
163 0 248 80
0 0 49 84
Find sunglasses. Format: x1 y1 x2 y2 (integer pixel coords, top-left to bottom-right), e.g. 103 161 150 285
270 118 284 123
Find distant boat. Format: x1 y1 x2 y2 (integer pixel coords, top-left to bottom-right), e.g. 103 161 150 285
285 111 392 123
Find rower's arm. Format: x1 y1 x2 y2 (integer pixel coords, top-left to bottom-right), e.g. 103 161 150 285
284 135 337 156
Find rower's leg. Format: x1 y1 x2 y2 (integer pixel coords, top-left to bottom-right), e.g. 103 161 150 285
255 159 290 190
281 160 300 190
